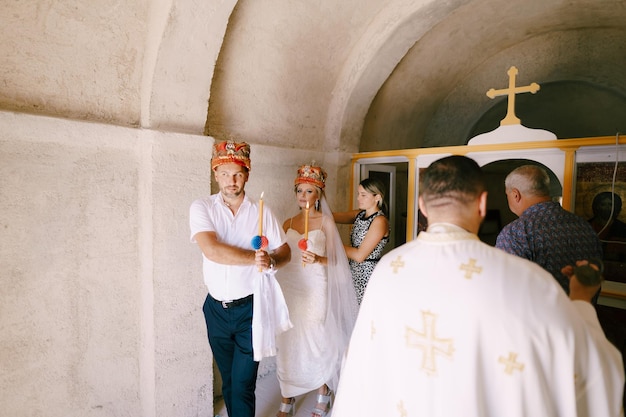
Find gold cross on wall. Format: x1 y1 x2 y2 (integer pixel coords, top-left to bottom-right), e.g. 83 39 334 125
486 66 540 126
406 311 455 376
498 352 525 375
459 258 482 279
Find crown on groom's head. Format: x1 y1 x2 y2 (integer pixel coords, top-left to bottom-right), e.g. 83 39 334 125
211 140 251 171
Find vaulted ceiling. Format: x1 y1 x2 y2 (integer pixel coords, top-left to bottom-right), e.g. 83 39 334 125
2 0 625 153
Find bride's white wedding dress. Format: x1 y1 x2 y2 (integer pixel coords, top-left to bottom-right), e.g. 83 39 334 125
275 227 332 398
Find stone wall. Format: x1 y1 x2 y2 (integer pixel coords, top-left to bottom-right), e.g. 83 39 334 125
0 110 352 417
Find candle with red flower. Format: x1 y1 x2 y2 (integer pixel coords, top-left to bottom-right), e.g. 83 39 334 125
298 201 309 266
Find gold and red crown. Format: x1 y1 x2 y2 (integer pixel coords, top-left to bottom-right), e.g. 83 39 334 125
294 164 327 189
211 140 251 171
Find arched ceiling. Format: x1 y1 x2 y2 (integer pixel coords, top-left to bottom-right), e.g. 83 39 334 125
208 0 626 153
359 0 626 150
2 0 625 152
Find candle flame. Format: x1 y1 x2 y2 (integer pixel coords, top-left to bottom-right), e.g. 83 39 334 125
260 191 264 199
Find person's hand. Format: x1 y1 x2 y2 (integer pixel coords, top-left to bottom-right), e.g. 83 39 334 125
561 260 603 303
301 249 318 265
255 249 275 270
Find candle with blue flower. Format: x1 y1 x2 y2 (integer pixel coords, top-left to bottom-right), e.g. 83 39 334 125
251 192 268 270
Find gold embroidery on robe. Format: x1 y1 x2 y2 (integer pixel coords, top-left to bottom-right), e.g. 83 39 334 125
498 352 525 374
406 311 455 376
460 258 482 279
391 255 405 273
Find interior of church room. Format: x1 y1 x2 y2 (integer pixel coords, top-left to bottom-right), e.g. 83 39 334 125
1 0 625 416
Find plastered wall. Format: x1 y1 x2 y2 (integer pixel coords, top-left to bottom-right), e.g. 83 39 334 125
0 111 352 417
0 111 213 417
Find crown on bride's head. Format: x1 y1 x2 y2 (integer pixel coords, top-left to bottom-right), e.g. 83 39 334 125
294 162 327 189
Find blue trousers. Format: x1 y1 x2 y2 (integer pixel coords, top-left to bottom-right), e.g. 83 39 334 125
203 294 259 417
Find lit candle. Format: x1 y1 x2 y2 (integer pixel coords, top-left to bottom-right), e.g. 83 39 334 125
302 201 310 268
304 201 309 240
258 191 264 237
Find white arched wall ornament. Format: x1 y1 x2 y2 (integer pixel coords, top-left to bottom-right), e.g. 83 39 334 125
468 65 556 145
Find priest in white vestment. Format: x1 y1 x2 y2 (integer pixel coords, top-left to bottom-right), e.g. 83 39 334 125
332 155 624 417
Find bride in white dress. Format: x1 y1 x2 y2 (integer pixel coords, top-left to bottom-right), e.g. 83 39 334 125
275 164 358 417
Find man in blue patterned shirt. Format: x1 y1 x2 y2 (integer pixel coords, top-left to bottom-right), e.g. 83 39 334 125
495 165 603 295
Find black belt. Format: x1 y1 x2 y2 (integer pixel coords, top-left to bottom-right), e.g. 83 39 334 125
212 293 253 309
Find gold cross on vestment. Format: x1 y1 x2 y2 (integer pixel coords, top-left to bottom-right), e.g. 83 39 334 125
460 258 482 279
406 311 455 376
498 352 525 375
397 400 407 417
486 66 540 126
390 256 405 273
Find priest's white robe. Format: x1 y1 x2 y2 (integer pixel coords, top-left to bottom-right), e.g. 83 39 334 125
332 224 624 417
